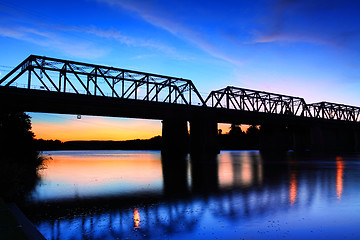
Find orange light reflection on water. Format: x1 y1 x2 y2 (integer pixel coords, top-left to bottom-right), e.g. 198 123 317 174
218 155 234 187
133 208 141 229
217 152 262 188
39 153 162 185
239 154 254 187
289 171 297 206
336 157 344 200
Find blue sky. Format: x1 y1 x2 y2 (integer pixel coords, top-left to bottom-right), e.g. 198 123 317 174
1 0 360 140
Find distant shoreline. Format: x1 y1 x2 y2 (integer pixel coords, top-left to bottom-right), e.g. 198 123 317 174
34 125 261 151
34 134 261 151
34 136 163 151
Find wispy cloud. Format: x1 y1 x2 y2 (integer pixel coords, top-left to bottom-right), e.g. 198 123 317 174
0 22 182 60
62 25 179 57
97 0 244 66
0 1 183 59
253 0 360 47
253 31 332 46
0 25 107 59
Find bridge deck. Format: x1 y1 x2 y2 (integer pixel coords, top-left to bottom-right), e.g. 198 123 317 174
1 86 356 127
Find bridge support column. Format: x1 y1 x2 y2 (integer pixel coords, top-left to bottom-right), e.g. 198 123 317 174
353 128 360 152
290 125 311 151
190 119 219 156
310 123 359 152
161 119 188 155
259 124 289 152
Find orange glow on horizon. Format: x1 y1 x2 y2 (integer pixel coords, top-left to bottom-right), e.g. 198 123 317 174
218 123 250 134
31 116 161 141
32 115 256 141
289 171 297 206
133 208 141 229
336 157 344 200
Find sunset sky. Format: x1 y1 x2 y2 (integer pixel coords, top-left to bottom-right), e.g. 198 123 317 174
1 0 360 141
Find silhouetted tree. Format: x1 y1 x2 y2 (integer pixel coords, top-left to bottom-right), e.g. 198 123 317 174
229 124 243 136
0 111 45 201
0 112 35 155
246 125 260 136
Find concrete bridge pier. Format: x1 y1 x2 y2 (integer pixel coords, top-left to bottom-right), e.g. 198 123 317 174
337 126 357 152
161 119 189 155
259 124 290 152
353 128 360 152
310 123 360 152
290 125 311 151
190 119 219 156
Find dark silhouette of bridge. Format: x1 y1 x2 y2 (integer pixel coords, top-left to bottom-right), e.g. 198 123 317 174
1 55 360 153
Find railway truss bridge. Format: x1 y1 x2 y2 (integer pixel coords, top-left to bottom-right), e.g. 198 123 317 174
1 55 360 153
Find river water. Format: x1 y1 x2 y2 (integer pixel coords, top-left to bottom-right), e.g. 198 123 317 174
22 150 360 240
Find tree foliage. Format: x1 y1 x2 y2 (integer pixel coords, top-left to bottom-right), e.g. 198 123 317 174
0 112 44 201
0 112 35 157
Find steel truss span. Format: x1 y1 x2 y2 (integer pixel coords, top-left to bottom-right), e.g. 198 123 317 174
307 102 360 122
0 55 205 106
1 55 360 123
205 86 310 116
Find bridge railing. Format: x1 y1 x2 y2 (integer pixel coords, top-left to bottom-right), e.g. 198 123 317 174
0 55 206 106
205 86 312 117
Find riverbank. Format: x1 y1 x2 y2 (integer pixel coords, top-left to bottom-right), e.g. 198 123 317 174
0 198 28 240
0 198 46 240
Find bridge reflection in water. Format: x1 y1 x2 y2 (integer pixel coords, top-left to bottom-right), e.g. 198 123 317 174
21 151 358 240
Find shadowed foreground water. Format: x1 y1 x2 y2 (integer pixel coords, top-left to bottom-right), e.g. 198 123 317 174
21 150 360 239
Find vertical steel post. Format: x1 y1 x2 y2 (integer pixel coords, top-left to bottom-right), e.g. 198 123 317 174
63 65 67 93
121 72 124 98
226 88 229 109
189 87 191 105
27 68 31 89
94 68 97 96
156 85 159 102
112 78 115 98
87 75 90 95
146 75 149 101
59 71 62 92
168 79 171 103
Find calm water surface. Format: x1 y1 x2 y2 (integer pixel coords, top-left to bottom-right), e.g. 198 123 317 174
22 150 360 240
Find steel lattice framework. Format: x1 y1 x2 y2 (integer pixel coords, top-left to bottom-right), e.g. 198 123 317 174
205 86 311 117
0 55 205 106
307 102 360 121
1 55 360 123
